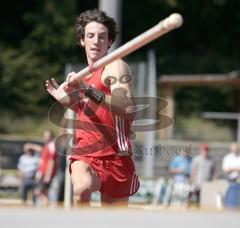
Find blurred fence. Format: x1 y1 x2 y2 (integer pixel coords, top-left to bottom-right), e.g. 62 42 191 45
0 138 230 187
0 138 232 208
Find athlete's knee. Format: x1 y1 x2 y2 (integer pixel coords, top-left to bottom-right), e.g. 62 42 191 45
74 186 92 203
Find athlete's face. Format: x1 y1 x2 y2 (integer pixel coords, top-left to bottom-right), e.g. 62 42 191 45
81 22 112 64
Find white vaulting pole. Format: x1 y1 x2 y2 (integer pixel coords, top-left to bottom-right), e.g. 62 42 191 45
68 13 183 84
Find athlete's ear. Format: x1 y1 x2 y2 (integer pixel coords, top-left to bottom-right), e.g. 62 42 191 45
80 39 85 47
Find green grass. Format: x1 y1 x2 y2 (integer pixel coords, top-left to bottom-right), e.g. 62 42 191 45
0 114 60 139
174 115 233 142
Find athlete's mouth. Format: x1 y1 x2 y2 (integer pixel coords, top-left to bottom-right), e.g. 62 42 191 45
90 48 100 52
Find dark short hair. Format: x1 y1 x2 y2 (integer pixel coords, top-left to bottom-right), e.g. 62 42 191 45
76 9 118 47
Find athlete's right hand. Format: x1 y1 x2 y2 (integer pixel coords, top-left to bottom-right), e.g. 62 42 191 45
65 71 80 87
45 78 71 105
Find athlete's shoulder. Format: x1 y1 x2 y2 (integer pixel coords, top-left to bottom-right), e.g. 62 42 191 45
104 59 132 77
106 58 129 68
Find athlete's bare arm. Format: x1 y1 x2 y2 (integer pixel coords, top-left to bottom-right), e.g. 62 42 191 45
101 59 135 119
47 59 134 117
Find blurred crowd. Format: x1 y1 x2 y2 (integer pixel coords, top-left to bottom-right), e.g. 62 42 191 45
17 134 240 209
155 143 240 209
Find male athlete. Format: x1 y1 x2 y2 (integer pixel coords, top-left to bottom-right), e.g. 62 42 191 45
46 9 139 206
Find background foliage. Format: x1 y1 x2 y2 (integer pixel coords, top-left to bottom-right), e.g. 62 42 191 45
0 0 239 138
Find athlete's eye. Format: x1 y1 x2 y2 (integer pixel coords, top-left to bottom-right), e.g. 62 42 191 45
87 33 94 38
99 36 106 41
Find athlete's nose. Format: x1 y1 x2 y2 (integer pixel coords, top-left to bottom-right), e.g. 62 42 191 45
93 35 100 45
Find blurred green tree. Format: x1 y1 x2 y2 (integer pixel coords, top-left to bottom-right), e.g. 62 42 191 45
0 0 239 119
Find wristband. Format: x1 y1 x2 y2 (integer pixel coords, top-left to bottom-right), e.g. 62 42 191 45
85 86 105 104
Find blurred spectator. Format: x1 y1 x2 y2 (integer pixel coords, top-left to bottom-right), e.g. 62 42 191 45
169 149 191 183
222 143 240 209
17 143 40 204
32 130 58 207
189 143 216 206
169 149 192 206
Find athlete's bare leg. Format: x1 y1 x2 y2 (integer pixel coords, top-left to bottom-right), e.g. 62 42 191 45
101 192 129 207
71 160 101 206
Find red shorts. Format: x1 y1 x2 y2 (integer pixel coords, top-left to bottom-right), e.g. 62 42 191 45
69 155 140 198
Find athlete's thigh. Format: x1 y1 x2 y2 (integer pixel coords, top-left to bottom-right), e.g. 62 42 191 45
101 192 129 207
71 160 101 192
